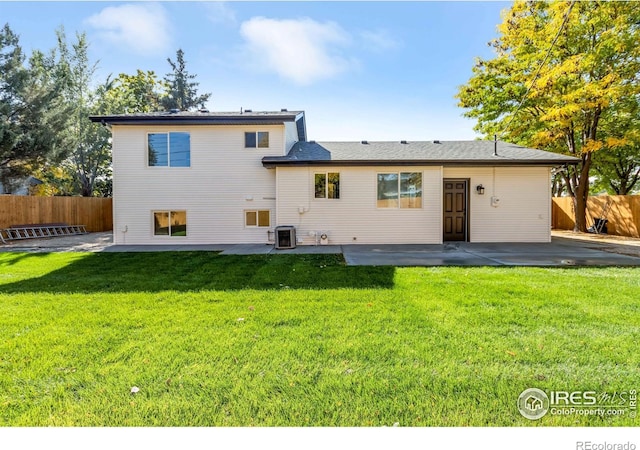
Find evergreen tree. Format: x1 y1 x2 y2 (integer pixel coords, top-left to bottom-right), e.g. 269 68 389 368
0 24 69 192
161 49 211 111
53 28 111 197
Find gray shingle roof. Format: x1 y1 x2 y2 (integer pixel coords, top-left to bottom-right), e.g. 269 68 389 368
90 110 304 125
262 140 580 167
90 110 308 143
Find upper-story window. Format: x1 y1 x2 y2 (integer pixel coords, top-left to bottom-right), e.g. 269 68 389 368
245 132 269 148
148 132 190 167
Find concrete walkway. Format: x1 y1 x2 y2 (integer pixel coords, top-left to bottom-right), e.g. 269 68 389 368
341 240 640 266
2 231 640 266
102 243 342 255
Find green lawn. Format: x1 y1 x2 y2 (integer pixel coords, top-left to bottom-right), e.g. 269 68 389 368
0 251 638 426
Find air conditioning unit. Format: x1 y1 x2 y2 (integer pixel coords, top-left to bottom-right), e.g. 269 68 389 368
320 232 329 245
275 226 296 249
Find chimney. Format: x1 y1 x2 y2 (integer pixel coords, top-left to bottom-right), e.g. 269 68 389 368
361 140 369 145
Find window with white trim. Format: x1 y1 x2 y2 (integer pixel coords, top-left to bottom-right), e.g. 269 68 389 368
377 172 422 208
148 132 190 167
314 172 340 199
153 211 187 236
245 210 270 227
245 132 269 148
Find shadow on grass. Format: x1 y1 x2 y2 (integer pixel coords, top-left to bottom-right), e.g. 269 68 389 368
0 252 395 293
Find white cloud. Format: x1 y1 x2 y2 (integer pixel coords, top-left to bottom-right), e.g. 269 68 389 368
239 17 356 86
85 3 171 56
359 29 401 52
205 2 237 25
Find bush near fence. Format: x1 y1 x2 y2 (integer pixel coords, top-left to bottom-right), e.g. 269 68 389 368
552 195 640 238
0 196 112 232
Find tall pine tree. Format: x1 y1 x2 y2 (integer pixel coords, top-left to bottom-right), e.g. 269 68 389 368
0 24 69 192
161 49 211 111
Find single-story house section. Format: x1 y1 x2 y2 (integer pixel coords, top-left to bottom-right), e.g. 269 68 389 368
90 110 579 246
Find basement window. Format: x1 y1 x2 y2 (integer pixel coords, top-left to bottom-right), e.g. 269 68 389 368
153 211 187 236
245 210 270 227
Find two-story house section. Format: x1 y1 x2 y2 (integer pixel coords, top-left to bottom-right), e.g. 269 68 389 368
91 110 579 246
90 110 307 245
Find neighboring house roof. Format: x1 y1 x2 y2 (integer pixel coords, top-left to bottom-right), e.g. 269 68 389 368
0 176 42 195
262 140 580 167
26 176 43 186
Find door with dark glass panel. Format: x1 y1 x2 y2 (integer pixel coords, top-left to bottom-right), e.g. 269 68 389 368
443 179 468 241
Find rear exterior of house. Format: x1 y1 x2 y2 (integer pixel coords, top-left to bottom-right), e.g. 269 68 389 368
275 165 552 245
91 110 578 246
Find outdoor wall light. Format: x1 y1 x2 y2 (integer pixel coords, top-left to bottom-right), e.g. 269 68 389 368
476 184 485 195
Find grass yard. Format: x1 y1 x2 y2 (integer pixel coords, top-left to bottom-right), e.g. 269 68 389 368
0 251 639 426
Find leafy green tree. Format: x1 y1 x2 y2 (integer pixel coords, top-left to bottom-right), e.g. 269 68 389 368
456 1 640 231
592 147 640 195
161 49 211 111
51 28 111 197
101 70 164 114
591 97 640 195
0 24 69 193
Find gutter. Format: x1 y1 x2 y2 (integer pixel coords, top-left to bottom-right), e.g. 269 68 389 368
261 158 581 169
89 115 298 126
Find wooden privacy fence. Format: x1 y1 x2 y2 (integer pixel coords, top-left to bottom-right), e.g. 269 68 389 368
0 196 113 232
552 195 640 238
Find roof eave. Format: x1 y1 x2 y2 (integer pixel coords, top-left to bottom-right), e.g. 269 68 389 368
89 115 299 126
262 158 580 168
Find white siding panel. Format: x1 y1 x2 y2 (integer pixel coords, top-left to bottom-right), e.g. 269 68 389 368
284 121 299 154
276 166 443 245
443 166 551 243
111 124 284 244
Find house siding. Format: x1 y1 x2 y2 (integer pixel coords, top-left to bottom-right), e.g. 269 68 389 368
111 124 285 244
276 165 551 245
276 166 443 245
284 121 300 156
443 166 551 243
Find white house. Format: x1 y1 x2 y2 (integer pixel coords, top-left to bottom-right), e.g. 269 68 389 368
90 110 578 246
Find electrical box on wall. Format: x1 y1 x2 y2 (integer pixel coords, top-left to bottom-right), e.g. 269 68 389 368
491 196 500 207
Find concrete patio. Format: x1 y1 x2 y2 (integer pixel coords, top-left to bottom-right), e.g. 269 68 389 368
2 231 640 266
341 239 640 266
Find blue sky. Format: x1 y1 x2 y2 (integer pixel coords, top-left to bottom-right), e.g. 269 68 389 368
3 1 510 141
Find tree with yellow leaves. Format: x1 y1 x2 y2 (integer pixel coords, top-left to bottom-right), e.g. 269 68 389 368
457 1 640 231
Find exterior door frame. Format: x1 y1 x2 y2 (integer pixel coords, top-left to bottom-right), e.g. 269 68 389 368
443 178 470 242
